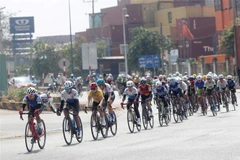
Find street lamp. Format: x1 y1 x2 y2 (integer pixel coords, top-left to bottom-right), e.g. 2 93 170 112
68 0 74 74
122 8 129 76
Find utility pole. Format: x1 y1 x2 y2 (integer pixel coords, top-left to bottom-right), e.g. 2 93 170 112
68 0 74 74
83 0 97 42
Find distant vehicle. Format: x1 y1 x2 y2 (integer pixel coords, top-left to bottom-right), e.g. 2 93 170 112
8 77 36 88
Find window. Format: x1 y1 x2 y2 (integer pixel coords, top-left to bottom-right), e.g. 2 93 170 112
214 0 222 11
168 12 172 24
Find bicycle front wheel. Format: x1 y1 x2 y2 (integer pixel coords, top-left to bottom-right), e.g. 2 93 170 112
38 119 46 149
158 106 163 127
90 113 99 140
62 117 73 145
110 111 117 136
101 114 109 138
25 121 34 152
127 110 134 133
76 116 83 143
142 108 148 130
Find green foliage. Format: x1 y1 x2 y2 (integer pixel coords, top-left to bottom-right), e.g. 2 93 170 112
221 18 240 57
128 27 171 71
2 87 27 102
97 39 107 58
31 41 61 78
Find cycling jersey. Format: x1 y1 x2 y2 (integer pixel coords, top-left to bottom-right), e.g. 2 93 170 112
194 80 205 89
61 89 79 101
102 83 113 94
123 87 138 100
190 80 195 88
217 80 228 89
204 80 215 90
180 81 188 91
227 80 235 88
138 84 151 96
23 94 42 108
169 82 182 95
88 88 104 103
155 86 168 98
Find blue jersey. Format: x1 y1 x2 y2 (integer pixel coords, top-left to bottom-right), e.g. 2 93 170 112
227 80 235 87
194 80 205 89
155 86 168 97
22 94 42 108
169 82 181 94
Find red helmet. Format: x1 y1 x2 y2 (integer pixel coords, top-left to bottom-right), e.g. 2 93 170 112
90 82 97 89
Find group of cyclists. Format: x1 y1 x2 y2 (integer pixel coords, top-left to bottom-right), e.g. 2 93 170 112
18 71 238 143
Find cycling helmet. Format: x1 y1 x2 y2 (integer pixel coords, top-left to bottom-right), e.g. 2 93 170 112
213 74 218 80
203 75 207 81
96 79 105 86
169 77 176 85
206 74 212 79
140 77 147 84
163 75 167 79
90 82 98 89
183 76 188 81
218 74 224 79
172 74 177 77
159 75 163 79
27 87 36 94
126 81 134 87
156 81 162 87
193 74 197 78
196 75 202 81
189 76 194 81
227 75 232 79
176 71 180 76
64 81 73 88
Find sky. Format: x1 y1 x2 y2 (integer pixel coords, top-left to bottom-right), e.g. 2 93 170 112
1 0 117 38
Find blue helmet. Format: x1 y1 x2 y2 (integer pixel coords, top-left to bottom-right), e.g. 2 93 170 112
96 79 105 86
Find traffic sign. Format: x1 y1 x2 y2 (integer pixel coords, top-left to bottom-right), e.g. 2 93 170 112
12 34 33 39
13 43 32 48
12 39 33 43
58 58 70 70
138 55 160 68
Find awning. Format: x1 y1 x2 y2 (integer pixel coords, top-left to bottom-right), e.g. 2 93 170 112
198 54 233 63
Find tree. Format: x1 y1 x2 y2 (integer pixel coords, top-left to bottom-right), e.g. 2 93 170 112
31 41 61 78
221 18 240 57
96 39 107 58
128 27 171 71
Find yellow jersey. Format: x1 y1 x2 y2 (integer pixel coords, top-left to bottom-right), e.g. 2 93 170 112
88 88 104 103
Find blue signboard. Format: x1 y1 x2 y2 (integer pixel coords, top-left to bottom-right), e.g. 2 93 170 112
138 55 160 68
10 17 35 34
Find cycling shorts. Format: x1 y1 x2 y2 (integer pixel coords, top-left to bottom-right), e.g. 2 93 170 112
206 88 214 96
64 102 79 114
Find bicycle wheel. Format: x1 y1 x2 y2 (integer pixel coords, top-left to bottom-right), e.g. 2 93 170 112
225 95 229 112
110 111 117 136
172 105 178 123
127 110 135 133
142 108 148 130
149 113 154 129
25 121 34 152
168 103 172 122
75 116 83 143
90 113 99 140
101 114 109 138
158 106 163 127
62 117 73 145
38 119 46 149
136 114 141 132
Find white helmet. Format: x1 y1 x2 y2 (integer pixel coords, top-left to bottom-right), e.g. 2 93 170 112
196 75 202 80
27 87 36 94
227 75 232 79
126 81 134 87
64 81 73 88
155 81 162 87
218 74 224 79
158 75 163 78
206 74 212 79
213 74 218 80
183 76 188 81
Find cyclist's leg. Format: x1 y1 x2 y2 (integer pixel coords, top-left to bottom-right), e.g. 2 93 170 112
72 101 80 127
92 101 100 125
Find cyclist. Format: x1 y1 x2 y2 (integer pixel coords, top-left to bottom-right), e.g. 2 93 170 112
19 87 43 135
195 75 206 110
69 74 76 88
96 79 116 122
133 75 140 87
217 74 228 107
179 77 189 108
138 77 153 116
57 81 82 137
204 74 217 110
121 81 141 126
226 75 238 106
85 82 106 126
155 81 169 111
75 76 83 95
169 77 183 108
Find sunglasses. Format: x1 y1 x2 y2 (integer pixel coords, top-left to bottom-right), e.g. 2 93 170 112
91 88 96 90
65 87 71 91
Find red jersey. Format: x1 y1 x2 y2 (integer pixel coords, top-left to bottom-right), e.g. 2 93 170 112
138 84 151 96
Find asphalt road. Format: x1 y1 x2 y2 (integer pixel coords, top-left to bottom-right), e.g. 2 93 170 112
0 91 240 160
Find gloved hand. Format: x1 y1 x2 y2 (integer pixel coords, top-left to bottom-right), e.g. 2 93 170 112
56 108 62 116
133 100 137 104
19 110 23 115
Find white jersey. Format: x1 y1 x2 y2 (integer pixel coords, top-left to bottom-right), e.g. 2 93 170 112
60 89 78 101
102 83 113 94
180 81 188 91
217 79 227 89
204 80 215 89
123 87 138 100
